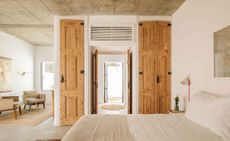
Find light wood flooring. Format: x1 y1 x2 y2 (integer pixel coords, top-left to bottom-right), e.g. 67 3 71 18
0 117 70 141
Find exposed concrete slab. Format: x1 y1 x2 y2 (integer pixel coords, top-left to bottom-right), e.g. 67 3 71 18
0 0 185 46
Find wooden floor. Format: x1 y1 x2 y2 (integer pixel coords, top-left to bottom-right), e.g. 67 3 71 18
0 117 70 141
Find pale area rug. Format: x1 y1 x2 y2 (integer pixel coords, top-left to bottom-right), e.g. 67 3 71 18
100 104 125 110
0 105 52 125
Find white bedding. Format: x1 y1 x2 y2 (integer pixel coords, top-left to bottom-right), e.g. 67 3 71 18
62 114 224 141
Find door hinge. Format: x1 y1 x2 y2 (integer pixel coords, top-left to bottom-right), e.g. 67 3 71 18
139 23 142 26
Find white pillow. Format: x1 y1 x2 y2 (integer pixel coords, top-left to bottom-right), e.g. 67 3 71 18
185 92 230 141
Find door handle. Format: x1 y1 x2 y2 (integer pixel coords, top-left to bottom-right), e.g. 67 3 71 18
157 75 160 83
80 70 84 74
60 75 65 83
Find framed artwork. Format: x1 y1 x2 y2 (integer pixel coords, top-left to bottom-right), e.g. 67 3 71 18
214 25 230 77
0 57 12 92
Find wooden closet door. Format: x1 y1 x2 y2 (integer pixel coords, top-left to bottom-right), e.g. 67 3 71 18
156 22 171 114
60 20 84 125
139 22 157 114
139 21 171 114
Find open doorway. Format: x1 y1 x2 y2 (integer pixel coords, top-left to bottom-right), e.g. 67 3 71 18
104 62 123 104
91 49 132 115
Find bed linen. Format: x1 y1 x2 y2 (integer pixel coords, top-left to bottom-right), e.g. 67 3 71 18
62 114 224 141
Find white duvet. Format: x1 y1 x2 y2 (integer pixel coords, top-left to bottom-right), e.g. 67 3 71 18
62 114 224 141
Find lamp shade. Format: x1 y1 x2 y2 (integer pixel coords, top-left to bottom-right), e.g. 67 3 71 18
181 76 191 102
180 76 190 85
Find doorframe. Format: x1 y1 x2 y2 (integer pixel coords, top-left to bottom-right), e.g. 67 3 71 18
103 61 124 104
92 51 128 114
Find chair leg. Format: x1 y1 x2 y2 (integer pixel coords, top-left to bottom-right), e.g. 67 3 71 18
29 104 32 111
23 104 26 110
43 102 45 109
19 106 22 115
13 108 17 119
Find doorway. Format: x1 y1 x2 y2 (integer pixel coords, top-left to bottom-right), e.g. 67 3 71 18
91 50 132 114
104 62 123 104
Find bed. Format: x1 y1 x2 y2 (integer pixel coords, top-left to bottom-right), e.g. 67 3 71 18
62 92 230 141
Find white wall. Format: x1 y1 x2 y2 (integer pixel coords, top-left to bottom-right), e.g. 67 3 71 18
172 0 230 107
98 55 127 104
0 31 34 99
89 16 139 114
34 46 54 104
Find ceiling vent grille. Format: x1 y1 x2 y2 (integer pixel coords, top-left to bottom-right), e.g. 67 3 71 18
90 26 133 41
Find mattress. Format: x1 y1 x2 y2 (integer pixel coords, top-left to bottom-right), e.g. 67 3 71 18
62 114 224 141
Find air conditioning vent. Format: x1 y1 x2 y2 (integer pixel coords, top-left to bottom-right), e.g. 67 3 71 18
91 26 133 41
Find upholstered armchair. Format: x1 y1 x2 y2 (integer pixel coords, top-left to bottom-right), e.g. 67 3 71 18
0 98 17 119
23 91 46 111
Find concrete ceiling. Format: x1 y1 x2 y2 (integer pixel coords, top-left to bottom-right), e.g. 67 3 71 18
0 0 185 46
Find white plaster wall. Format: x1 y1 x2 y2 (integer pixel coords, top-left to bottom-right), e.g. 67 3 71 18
172 0 230 107
0 31 34 100
89 16 138 114
34 46 54 104
98 55 127 104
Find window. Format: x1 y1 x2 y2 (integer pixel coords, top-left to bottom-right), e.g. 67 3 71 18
41 62 54 91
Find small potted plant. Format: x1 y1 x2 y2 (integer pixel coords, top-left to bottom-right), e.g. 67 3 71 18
174 96 179 111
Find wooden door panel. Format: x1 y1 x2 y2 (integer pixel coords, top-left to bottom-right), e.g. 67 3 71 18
158 56 167 92
127 49 132 114
155 22 171 113
60 20 84 125
139 22 156 114
60 95 66 121
140 22 156 52
158 96 168 114
139 95 155 114
143 54 154 91
66 96 78 118
65 54 78 90
139 21 171 114
95 50 98 114
92 50 98 114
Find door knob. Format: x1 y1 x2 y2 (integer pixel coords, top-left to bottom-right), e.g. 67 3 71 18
157 75 160 83
60 75 65 83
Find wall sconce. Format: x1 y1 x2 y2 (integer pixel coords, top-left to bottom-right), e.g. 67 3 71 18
21 72 26 76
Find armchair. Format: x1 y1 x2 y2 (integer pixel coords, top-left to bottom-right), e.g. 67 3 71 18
0 98 17 119
23 91 46 111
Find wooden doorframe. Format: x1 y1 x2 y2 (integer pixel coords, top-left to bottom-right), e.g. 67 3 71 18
127 49 132 114
91 49 132 114
92 50 98 114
